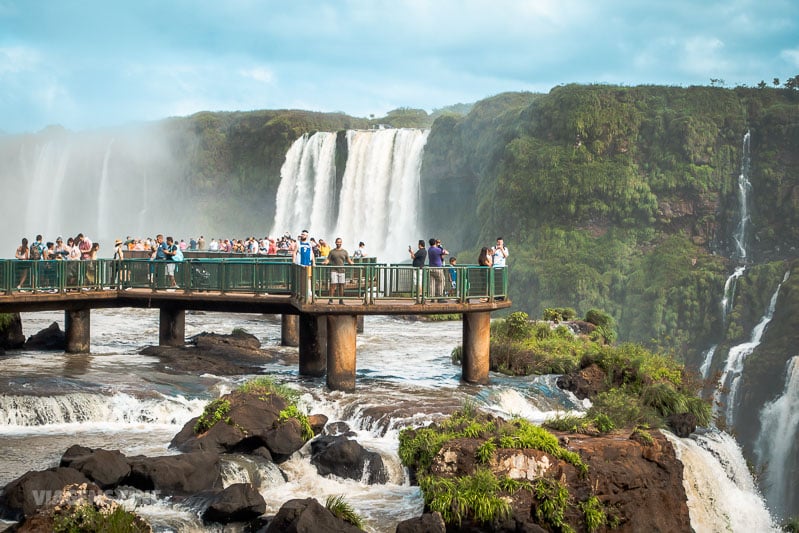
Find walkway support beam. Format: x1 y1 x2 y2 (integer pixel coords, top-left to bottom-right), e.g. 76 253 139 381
462 311 490 384
281 314 299 347
65 308 90 354
299 313 326 377
326 315 357 391
159 308 185 347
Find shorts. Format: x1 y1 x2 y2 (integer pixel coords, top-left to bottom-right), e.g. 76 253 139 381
166 263 176 275
331 271 345 284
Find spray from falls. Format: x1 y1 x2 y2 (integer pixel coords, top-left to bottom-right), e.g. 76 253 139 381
270 129 429 263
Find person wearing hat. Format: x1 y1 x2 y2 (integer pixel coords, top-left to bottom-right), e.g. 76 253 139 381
112 239 126 288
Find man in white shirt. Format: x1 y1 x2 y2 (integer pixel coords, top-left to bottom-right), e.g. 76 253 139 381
492 237 508 267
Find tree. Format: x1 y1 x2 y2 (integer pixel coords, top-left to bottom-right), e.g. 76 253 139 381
784 75 799 90
757 81 767 89
773 78 780 87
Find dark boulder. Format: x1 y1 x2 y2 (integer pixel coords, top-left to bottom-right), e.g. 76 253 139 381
125 451 222 496
23 321 66 351
308 413 329 436
264 497 362 533
310 435 387 484
556 363 607 400
170 391 308 462
0 313 25 350
202 482 266 524
59 446 131 489
395 511 446 533
0 467 91 520
667 412 698 438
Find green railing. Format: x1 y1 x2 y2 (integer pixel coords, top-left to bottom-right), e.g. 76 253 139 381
1 259 508 303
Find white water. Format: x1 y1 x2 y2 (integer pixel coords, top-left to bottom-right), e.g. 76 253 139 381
733 130 751 262
755 356 799 519
713 272 787 427
270 129 429 263
667 430 777 532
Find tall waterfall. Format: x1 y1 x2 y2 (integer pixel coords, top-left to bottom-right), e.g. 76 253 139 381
666 430 777 532
732 130 751 262
756 356 799 519
270 128 430 263
712 272 787 427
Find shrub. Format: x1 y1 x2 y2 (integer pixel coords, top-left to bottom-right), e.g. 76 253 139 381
237 376 299 403
53 503 149 532
534 478 572 532
476 439 496 463
543 307 577 322
194 398 231 434
420 469 512 526
505 311 533 340
279 404 314 440
579 495 608 532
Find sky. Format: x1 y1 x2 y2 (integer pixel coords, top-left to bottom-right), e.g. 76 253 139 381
1 0 798 134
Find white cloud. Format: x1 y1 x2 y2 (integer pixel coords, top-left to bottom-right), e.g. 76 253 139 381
0 46 40 75
680 36 730 76
239 66 274 84
781 48 799 67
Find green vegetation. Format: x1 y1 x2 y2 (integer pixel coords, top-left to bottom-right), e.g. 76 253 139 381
194 398 231 434
53 503 149 532
0 313 14 329
279 404 314 440
237 375 299 403
421 84 799 361
579 495 609 532
325 495 364 530
419 469 512 526
534 478 572 532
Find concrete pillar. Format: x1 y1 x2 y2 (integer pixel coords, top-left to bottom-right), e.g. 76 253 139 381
65 309 90 354
299 313 326 376
326 315 357 391
159 308 185 347
356 315 364 334
281 314 299 346
462 311 491 384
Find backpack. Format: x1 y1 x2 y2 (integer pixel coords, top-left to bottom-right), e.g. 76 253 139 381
29 243 42 260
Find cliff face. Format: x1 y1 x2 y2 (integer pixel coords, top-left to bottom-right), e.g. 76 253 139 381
428 429 691 532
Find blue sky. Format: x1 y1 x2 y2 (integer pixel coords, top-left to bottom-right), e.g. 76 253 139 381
1 0 798 134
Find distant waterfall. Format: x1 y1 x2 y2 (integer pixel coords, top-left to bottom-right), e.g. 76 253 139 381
732 130 751 262
755 356 799 519
270 128 430 262
713 272 787 427
666 430 777 532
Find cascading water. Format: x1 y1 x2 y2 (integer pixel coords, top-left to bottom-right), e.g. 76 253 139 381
756 356 799 519
699 132 752 381
712 272 787 427
270 128 429 263
666 430 777 532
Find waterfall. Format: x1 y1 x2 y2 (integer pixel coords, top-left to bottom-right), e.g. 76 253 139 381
96 140 115 235
270 128 429 263
713 272 787 427
721 266 746 325
732 130 751 262
665 430 777 532
755 356 799 519
0 392 204 429
699 345 716 380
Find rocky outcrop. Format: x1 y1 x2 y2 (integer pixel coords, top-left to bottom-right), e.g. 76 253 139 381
125 452 223 496
426 429 691 532
0 467 91 520
23 321 66 350
395 511 446 533
60 445 130 488
264 497 362 533
170 390 308 461
140 330 276 375
556 363 607 400
0 313 25 350
202 483 266 524
310 435 388 484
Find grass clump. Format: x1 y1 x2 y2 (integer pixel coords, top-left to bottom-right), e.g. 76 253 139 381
279 404 314 440
419 469 512 526
325 495 364 529
0 313 15 330
194 398 231 434
237 376 299 403
534 478 573 532
579 495 608 532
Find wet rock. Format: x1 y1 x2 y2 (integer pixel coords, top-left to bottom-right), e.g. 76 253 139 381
23 321 66 351
141 330 275 375
308 413 328 436
395 511 446 533
0 313 25 350
310 435 388 484
59 446 131 489
667 412 698 438
0 467 91 520
125 451 222 496
170 390 309 462
202 482 266 524
264 497 362 533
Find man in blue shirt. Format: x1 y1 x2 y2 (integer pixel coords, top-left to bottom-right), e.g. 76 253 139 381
427 238 448 301
297 230 315 300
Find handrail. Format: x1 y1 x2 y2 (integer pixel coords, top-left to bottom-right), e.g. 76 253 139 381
0 259 508 303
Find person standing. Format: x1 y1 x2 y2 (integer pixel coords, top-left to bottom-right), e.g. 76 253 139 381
427 238 448 301
409 240 427 301
353 241 366 259
323 237 353 304
198 235 206 250
491 237 509 267
164 236 179 288
15 237 29 289
297 230 315 299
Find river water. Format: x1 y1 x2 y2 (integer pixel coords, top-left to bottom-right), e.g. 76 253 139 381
0 310 777 532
